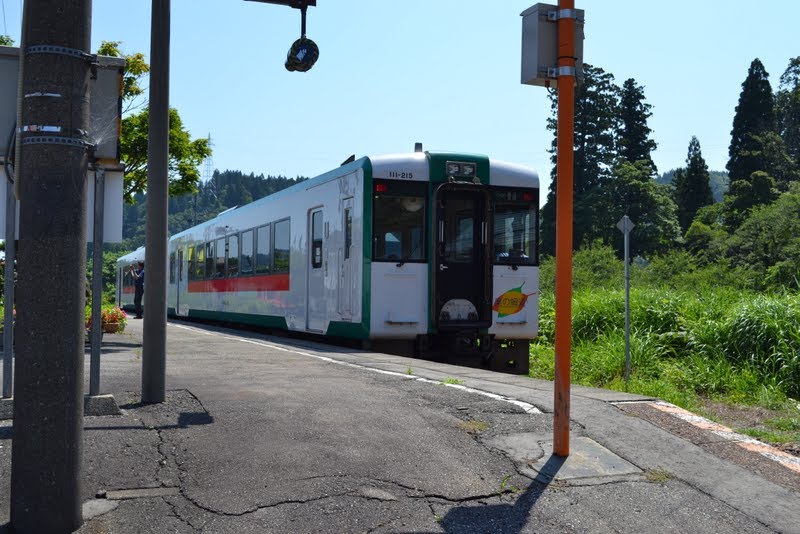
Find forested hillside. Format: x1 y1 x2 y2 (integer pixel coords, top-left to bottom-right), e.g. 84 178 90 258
120 170 307 250
657 169 729 203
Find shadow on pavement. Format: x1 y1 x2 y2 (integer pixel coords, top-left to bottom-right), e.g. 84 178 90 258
439 454 565 534
83 410 214 432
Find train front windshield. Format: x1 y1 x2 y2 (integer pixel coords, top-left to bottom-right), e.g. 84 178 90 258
372 181 428 262
493 190 538 266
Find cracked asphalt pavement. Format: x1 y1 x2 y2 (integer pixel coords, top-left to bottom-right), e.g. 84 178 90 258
1 318 799 533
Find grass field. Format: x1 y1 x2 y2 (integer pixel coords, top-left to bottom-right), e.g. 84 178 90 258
530 246 800 452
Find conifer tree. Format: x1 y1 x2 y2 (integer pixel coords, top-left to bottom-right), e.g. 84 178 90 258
673 136 714 232
617 78 657 173
540 64 620 255
776 57 800 164
726 58 775 182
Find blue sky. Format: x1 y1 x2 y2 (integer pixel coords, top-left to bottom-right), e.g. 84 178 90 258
2 0 798 199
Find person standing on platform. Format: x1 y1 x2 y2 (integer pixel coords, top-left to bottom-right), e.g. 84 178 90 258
130 261 145 319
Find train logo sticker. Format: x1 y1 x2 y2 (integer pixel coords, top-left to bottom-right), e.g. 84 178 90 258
492 282 537 318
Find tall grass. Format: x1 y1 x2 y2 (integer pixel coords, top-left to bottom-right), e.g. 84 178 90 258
532 245 800 407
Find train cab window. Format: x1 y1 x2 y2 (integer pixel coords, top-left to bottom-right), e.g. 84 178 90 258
215 238 225 278
255 224 271 274
372 180 427 262
169 252 176 284
188 246 196 281
311 211 323 269
227 234 239 277
273 218 290 274
493 189 538 266
205 242 215 279
196 244 206 280
241 230 254 275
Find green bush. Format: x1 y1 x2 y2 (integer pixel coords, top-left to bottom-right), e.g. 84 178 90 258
538 242 623 293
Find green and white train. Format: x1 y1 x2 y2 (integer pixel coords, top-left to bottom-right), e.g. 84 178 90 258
117 149 539 373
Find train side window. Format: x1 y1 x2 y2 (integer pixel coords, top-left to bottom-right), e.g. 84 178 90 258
196 243 206 280
241 230 254 275
205 242 214 280
311 210 323 269
215 238 225 278
273 218 290 274
344 207 352 260
255 224 271 274
188 246 196 281
169 252 176 284
227 234 239 277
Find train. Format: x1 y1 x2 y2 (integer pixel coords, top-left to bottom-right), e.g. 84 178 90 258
117 148 539 373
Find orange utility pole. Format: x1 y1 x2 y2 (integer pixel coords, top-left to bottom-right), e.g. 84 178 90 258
553 0 576 457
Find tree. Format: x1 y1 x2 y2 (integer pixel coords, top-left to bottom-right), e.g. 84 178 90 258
726 170 779 226
617 78 657 173
673 136 714 232
775 57 800 180
776 57 800 164
599 159 680 258
726 183 800 288
0 36 14 46
97 41 211 201
120 107 210 201
726 58 776 182
540 64 620 254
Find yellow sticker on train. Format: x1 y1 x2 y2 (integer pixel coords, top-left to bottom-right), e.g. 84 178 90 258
492 282 537 318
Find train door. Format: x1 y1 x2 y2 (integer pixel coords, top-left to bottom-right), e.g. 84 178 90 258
175 247 186 316
433 184 491 328
338 197 354 319
306 208 325 332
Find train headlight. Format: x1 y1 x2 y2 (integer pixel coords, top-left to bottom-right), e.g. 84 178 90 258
461 163 476 176
446 163 461 176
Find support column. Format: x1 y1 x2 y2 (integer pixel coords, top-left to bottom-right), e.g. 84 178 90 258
10 1 92 531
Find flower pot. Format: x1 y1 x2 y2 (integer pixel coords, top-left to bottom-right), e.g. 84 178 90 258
102 322 121 334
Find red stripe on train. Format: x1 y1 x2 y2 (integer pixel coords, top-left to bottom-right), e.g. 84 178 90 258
188 273 290 293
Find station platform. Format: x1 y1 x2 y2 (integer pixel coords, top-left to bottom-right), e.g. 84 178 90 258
1 317 798 533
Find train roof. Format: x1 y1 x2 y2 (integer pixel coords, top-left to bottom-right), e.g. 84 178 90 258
116 247 146 265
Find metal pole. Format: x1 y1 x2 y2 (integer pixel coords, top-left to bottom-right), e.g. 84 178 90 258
2 175 15 398
11 0 92 531
142 0 170 404
624 217 631 388
553 0 576 458
90 168 105 395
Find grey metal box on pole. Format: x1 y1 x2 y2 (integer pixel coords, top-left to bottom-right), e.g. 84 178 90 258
520 3 585 87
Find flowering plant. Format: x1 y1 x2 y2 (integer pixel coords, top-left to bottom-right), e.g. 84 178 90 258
86 305 127 332
101 306 127 327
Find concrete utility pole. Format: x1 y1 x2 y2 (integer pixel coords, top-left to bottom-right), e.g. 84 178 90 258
142 0 170 404
11 1 92 532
